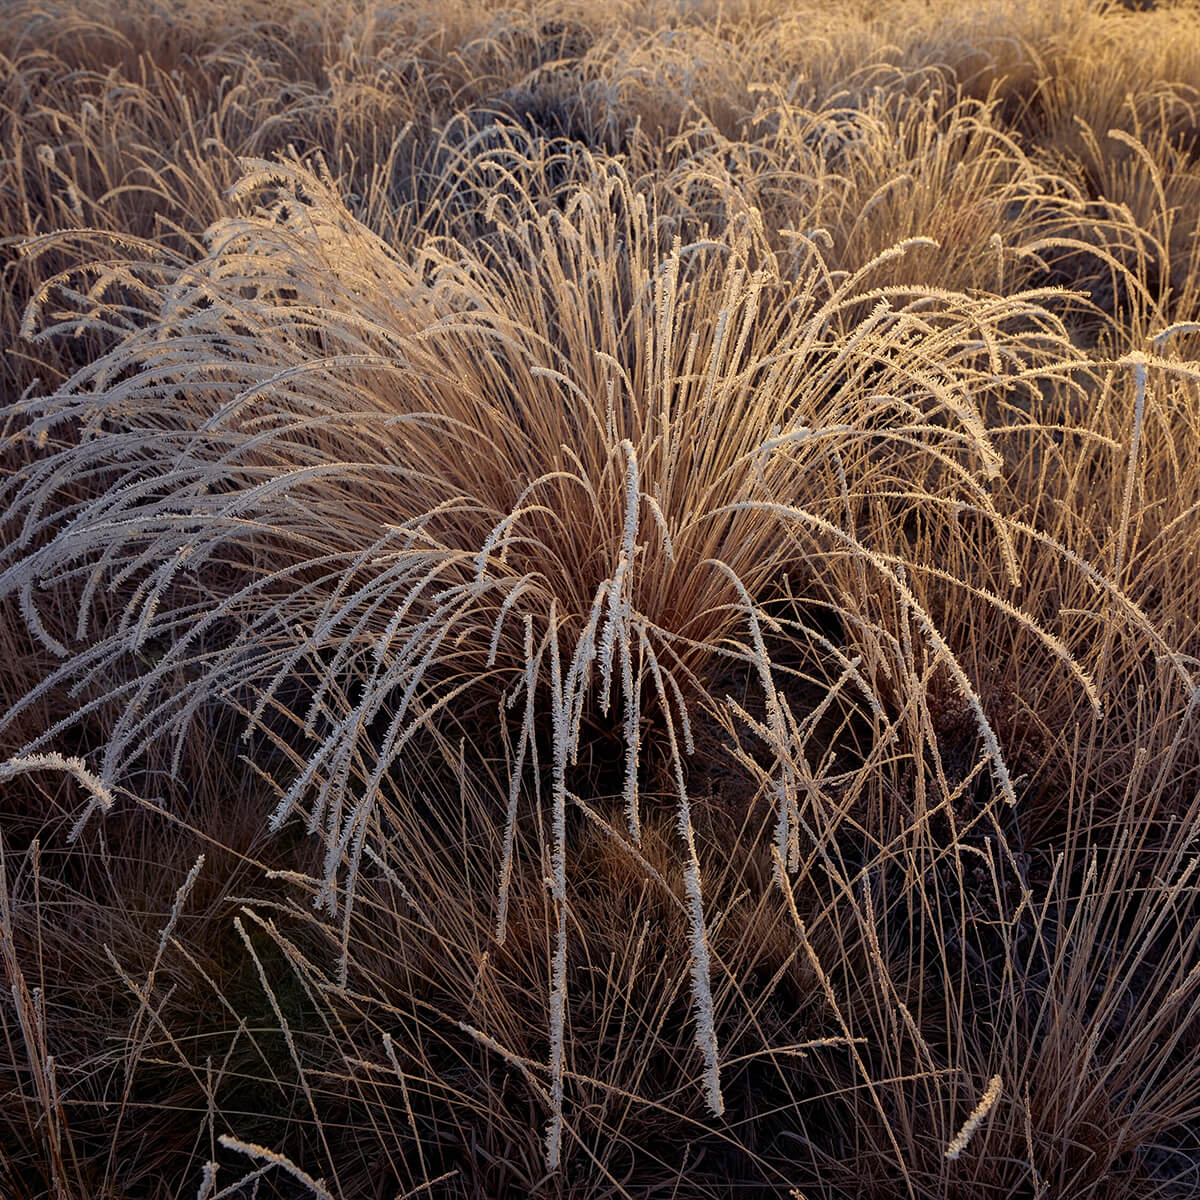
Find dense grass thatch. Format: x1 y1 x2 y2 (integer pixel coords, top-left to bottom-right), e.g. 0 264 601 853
2 0 1200 1196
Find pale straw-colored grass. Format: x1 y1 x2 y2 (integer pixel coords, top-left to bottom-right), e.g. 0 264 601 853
2 1 1200 1196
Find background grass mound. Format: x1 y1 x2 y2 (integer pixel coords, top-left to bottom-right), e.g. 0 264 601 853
2 0 1200 1196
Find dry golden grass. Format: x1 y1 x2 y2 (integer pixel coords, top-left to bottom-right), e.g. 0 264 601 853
2 0 1200 1196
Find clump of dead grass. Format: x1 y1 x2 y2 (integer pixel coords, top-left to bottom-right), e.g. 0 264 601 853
3 0 1200 1197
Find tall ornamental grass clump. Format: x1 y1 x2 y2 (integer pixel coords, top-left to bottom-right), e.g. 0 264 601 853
2 128 1109 1168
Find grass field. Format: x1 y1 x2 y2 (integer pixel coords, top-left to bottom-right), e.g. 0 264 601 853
2 0 1200 1195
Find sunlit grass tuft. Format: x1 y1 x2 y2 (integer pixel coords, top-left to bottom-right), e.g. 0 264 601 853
2 0 1200 1196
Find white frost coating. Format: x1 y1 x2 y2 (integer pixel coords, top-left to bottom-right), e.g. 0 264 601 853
619 621 641 843
703 558 799 877
596 558 628 716
619 440 639 568
0 752 116 842
944 1075 1002 1160
564 583 607 761
486 578 530 668
644 635 723 1116
194 1163 217 1200
641 493 675 561
683 857 724 1115
158 854 205 960
713 504 1020 807
215 1135 334 1200
545 606 569 1172
495 619 537 944
599 440 641 715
